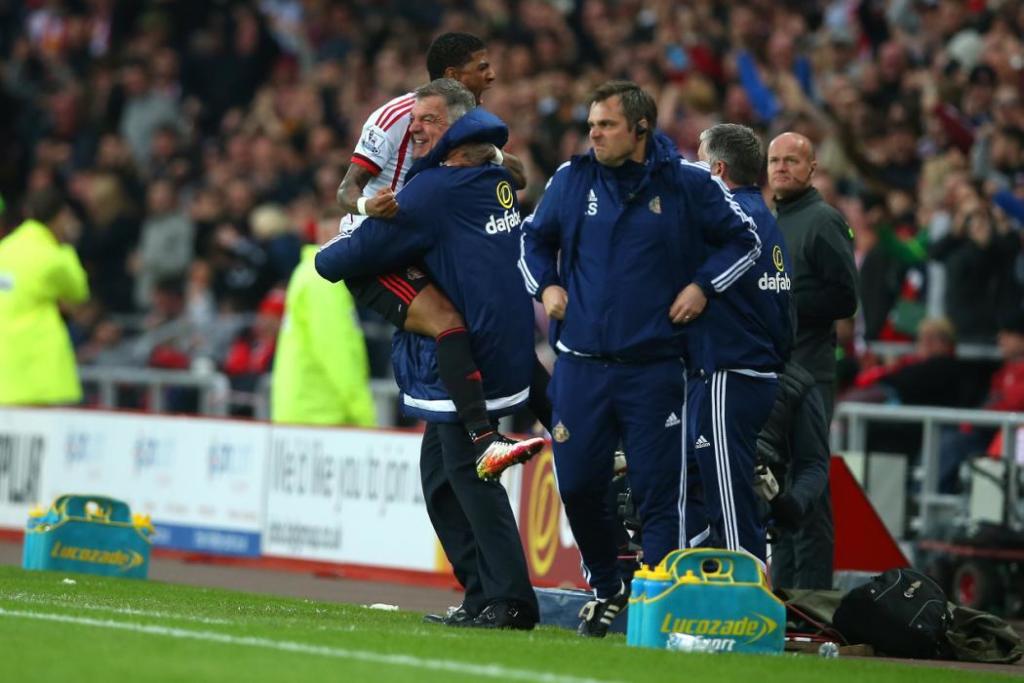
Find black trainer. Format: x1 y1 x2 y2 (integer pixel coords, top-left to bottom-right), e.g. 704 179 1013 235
577 583 629 637
422 604 476 626
466 601 536 630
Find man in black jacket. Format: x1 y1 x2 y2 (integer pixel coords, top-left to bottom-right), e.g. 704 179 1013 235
766 132 858 589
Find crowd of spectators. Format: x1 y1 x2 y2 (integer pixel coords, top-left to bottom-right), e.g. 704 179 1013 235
2 0 1024 422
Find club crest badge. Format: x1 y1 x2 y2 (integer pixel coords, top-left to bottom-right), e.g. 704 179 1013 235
649 196 662 214
553 421 570 443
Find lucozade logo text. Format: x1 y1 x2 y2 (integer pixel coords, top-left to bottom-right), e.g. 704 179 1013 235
49 540 144 572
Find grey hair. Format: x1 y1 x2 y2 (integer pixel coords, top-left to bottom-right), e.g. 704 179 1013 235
699 123 764 186
414 78 476 123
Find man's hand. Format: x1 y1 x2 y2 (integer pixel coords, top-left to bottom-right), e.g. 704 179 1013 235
669 283 707 324
445 144 528 190
753 464 780 502
542 285 568 320
366 187 399 218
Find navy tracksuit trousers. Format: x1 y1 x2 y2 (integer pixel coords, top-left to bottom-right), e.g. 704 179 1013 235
549 354 686 598
684 370 778 563
420 422 538 618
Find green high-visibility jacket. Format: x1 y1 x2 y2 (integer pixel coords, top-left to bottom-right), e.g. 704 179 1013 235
0 219 89 405
271 245 376 426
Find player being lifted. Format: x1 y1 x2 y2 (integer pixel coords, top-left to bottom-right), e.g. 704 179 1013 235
335 32 551 478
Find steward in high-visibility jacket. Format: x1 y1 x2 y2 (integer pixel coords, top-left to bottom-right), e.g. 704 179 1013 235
0 195 89 405
271 244 376 426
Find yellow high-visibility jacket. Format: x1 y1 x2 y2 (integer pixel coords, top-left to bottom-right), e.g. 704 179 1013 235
271 245 376 426
0 219 89 405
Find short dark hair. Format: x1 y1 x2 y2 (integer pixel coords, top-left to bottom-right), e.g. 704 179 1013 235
415 78 476 123
589 80 657 133
23 187 67 224
426 32 486 80
700 123 764 187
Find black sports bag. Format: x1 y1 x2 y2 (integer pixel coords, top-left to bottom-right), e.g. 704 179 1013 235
833 568 951 659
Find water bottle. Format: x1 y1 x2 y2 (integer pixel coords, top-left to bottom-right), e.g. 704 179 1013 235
638 563 675 649
626 567 650 647
667 633 714 653
818 642 840 658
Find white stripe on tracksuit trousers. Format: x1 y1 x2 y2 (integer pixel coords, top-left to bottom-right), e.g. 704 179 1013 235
677 372 688 552
678 370 743 555
711 371 742 553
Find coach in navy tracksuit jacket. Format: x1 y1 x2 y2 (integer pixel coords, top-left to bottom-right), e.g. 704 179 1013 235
683 124 793 565
520 82 761 616
316 105 538 626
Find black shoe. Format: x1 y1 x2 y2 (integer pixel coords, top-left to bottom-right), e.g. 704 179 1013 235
443 604 478 627
467 601 536 630
577 583 629 637
423 604 476 626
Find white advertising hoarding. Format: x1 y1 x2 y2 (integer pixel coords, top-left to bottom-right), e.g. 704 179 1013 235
0 408 269 556
50 411 270 555
0 407 476 574
0 408 55 527
263 426 437 570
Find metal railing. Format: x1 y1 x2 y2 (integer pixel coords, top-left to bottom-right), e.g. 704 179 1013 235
249 374 400 425
78 366 231 416
865 341 1001 361
833 402 1024 536
78 365 404 426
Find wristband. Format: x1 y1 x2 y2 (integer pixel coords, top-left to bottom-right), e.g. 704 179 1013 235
492 146 504 165
356 196 368 215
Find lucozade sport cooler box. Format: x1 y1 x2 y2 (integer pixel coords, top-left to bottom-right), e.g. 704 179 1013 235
628 548 785 654
22 494 154 579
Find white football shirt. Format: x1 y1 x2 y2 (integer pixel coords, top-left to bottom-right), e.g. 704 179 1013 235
340 92 416 235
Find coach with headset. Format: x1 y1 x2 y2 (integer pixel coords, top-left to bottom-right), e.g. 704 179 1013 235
521 81 762 637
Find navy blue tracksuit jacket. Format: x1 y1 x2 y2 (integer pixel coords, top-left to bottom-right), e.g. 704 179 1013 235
683 181 793 565
520 136 761 362
519 134 762 597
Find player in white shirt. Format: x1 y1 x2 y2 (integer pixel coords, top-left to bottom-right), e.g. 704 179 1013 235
333 33 548 483
336 90 416 236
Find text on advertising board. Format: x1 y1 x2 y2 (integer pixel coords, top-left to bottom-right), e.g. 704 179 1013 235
270 436 423 511
0 433 43 504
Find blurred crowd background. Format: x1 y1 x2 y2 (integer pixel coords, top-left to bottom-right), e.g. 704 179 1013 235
3 0 1024 424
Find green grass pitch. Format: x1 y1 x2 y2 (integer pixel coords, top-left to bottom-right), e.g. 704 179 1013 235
0 566 1012 682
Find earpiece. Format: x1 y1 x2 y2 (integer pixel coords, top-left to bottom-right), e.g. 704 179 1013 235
635 123 648 138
